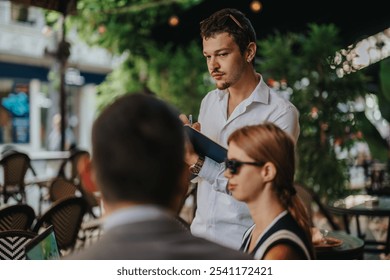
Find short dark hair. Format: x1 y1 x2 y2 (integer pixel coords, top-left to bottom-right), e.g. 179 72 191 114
200 8 257 55
92 93 185 207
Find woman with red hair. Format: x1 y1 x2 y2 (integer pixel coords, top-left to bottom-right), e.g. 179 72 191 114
225 122 314 259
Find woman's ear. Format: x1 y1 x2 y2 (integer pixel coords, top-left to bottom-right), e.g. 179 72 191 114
261 162 277 183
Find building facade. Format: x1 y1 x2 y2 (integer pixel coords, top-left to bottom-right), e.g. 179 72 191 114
0 0 117 154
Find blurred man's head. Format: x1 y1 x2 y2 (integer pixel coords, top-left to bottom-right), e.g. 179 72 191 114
90 93 187 212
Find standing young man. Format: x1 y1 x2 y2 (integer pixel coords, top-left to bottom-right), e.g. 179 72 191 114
182 8 300 249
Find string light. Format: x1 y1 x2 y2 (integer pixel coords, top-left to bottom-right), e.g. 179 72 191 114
250 1 262 13
98 24 106 34
168 15 179 27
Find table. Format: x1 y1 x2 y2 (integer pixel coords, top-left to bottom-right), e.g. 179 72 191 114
315 231 364 260
28 151 70 161
328 194 390 254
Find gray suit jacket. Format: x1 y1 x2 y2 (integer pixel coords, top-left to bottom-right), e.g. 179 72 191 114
65 216 251 260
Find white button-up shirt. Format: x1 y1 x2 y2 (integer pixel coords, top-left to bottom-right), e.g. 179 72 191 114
190 76 300 249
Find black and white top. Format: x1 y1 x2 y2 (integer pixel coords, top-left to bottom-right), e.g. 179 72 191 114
240 210 313 260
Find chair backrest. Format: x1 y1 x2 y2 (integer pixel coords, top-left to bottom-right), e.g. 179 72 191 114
295 183 341 230
49 177 79 202
0 152 34 185
57 149 90 183
57 149 101 218
79 189 101 218
0 204 36 231
49 176 100 218
0 152 35 203
0 230 37 260
33 196 87 251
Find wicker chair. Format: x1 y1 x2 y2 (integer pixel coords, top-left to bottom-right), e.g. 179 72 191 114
0 151 38 204
0 230 37 260
57 149 90 184
56 149 101 218
32 196 87 252
49 177 79 202
0 204 36 231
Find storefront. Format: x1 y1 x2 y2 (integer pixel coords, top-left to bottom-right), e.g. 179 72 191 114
0 61 105 152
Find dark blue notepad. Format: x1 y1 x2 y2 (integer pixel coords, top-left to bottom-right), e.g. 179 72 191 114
184 126 227 163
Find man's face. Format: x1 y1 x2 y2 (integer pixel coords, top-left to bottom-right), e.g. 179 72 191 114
203 32 246 90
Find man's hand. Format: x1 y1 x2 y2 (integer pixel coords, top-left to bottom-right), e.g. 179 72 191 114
179 114 201 131
179 114 201 166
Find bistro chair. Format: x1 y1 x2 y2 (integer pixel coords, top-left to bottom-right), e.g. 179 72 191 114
0 151 38 204
50 176 100 219
294 183 366 259
79 188 101 219
37 176 79 215
57 148 90 184
56 149 101 218
0 230 37 260
328 194 390 255
32 196 87 253
0 204 35 231
49 177 79 202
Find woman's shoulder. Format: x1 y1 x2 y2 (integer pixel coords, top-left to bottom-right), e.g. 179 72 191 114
263 243 305 260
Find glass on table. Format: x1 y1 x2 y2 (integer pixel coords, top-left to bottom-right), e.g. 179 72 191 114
319 228 329 244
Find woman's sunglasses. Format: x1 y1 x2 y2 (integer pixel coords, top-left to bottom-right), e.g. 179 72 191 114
224 159 265 175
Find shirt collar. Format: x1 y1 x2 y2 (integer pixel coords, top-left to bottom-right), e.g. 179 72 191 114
216 74 270 105
248 75 270 105
103 204 172 231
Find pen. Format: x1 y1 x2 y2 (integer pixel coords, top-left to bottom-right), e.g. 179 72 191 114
189 114 193 126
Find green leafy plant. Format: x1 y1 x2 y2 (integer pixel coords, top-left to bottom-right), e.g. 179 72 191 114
62 2 383 201
67 0 208 116
258 24 368 200
94 41 211 116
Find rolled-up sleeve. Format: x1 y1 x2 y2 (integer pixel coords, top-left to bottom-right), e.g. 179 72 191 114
193 157 228 193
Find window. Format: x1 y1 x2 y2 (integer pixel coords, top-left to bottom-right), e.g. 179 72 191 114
0 79 30 144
